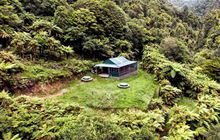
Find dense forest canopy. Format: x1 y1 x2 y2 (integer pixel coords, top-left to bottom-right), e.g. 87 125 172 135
1 0 203 60
1 0 220 139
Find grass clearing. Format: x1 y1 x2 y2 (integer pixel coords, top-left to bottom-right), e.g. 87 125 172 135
55 70 158 110
177 97 198 111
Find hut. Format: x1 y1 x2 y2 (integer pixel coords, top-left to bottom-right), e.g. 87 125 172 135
94 56 137 79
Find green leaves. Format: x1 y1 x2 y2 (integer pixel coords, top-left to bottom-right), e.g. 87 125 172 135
170 70 176 78
159 85 182 105
201 59 220 82
0 91 165 140
0 61 16 71
0 2 22 26
3 132 21 140
31 19 63 37
82 37 114 58
160 37 190 63
142 47 220 96
19 0 67 16
0 0 220 140
10 30 69 60
33 124 57 140
59 46 73 54
167 123 195 140
0 30 10 39
54 0 136 59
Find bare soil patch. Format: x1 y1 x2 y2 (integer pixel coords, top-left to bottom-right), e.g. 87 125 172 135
15 78 74 98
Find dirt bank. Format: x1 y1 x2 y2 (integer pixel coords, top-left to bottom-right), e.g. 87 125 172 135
15 77 74 98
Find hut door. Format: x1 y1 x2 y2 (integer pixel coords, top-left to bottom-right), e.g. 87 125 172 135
111 68 119 77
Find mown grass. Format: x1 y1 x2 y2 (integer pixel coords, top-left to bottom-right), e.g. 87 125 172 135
56 70 158 110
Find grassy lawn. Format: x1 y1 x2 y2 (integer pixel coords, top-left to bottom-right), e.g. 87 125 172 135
55 70 158 110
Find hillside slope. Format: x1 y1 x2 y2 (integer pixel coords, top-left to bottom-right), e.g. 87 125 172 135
1 0 220 139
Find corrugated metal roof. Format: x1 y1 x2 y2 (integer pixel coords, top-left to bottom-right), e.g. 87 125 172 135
109 57 127 65
109 57 136 67
94 64 118 68
95 56 137 68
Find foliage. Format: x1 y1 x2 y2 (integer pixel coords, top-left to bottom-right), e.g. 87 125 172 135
0 92 80 139
0 51 24 91
21 65 69 81
160 37 190 63
0 52 91 92
166 123 195 140
164 94 220 139
19 0 67 16
2 132 21 140
53 0 136 59
201 59 220 82
56 58 93 75
203 9 220 49
0 91 162 140
0 0 22 27
30 19 63 38
159 85 182 105
1 0 220 139
82 37 113 59
57 115 129 140
0 0 202 60
142 47 220 97
198 124 220 140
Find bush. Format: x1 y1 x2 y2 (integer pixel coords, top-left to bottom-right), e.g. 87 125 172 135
0 91 166 140
0 52 24 91
160 37 190 63
201 59 220 82
142 47 220 97
159 85 182 105
58 115 128 140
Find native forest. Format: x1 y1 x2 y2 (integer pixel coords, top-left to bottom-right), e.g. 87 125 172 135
0 0 220 139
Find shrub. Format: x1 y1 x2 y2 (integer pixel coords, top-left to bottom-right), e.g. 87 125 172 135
160 37 190 63
201 59 220 82
142 47 220 97
159 85 182 105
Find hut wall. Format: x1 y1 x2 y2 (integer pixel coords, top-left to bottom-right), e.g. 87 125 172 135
109 68 119 77
118 63 137 77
